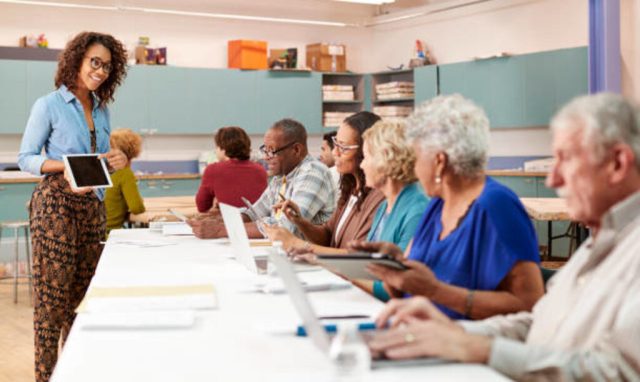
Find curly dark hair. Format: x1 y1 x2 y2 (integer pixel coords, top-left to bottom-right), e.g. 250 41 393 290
55 32 128 108
338 111 381 209
214 126 252 161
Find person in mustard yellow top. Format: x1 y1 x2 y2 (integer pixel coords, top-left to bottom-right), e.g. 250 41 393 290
105 128 146 233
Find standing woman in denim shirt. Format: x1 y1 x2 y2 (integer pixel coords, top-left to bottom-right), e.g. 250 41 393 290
18 32 128 382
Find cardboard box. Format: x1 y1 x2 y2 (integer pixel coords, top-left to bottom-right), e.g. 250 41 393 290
135 46 167 65
228 40 268 70
306 43 346 72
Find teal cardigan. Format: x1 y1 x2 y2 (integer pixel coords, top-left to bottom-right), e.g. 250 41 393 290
367 182 430 302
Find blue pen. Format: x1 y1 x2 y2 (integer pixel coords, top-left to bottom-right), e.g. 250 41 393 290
296 322 377 337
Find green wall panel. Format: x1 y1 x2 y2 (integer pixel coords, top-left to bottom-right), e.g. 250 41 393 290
0 60 27 133
255 71 322 134
111 66 148 132
413 65 438 105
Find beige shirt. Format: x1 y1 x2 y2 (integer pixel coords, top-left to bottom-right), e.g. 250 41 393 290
462 191 640 381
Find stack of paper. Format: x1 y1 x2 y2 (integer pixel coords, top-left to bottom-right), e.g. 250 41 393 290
323 111 354 127
322 85 354 101
375 81 414 101
372 105 413 124
76 284 219 313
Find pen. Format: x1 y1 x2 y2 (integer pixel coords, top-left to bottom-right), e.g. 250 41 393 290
276 192 299 218
240 196 256 217
296 322 377 336
168 208 188 222
317 315 370 320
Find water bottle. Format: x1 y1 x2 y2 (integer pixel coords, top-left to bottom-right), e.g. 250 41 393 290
268 240 286 275
329 322 371 381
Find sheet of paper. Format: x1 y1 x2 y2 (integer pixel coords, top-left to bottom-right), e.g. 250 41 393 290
110 239 176 248
81 311 195 330
162 222 194 236
76 284 217 313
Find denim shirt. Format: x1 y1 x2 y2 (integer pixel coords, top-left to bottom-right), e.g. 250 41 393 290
18 85 111 199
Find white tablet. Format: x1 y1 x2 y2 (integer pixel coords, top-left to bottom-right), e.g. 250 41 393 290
63 154 113 189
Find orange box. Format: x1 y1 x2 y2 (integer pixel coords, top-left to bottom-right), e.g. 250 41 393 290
228 40 268 70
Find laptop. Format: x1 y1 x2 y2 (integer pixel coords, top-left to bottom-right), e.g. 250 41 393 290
269 251 450 369
219 203 270 274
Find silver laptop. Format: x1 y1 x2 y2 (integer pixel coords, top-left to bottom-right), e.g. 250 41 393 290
269 251 450 369
219 203 269 274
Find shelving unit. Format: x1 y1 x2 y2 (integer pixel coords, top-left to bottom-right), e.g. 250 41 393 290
321 72 364 129
370 69 414 124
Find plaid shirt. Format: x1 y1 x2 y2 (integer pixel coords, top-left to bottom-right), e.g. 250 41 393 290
245 155 336 237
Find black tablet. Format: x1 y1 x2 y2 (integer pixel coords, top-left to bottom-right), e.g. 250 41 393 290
316 253 408 280
63 154 112 188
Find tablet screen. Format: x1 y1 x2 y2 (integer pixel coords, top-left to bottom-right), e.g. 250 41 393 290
65 155 111 188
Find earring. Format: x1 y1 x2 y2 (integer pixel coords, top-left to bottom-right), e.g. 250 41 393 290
435 175 442 184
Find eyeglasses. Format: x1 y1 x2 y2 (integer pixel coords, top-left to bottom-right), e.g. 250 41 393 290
331 135 359 153
259 141 297 158
86 56 112 74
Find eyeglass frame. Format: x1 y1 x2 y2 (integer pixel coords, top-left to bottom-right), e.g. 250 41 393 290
259 141 298 158
331 135 359 154
86 56 113 74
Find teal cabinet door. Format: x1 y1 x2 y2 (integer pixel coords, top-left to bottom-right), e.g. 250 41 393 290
0 60 27 133
111 66 148 132
26 61 56 116
440 58 524 128
439 47 587 129
0 183 36 221
524 47 588 127
255 71 322 134
414 65 438 105
492 176 537 197
138 178 200 197
146 66 191 133
186 69 258 134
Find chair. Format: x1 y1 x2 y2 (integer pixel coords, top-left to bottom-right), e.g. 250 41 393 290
0 221 33 304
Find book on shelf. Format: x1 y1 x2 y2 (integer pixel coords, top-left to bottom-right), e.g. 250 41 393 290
377 92 415 101
375 81 414 92
373 105 413 117
322 84 353 92
323 90 355 101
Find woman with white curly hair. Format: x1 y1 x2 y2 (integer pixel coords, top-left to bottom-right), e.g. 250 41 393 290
353 94 544 319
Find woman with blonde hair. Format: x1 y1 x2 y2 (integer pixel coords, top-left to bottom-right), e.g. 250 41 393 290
105 128 145 233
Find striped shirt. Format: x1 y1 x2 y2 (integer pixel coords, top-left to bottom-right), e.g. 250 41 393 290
461 190 640 381
244 155 336 237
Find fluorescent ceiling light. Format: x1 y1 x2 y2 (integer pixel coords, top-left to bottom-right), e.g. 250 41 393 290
0 0 353 27
334 0 395 4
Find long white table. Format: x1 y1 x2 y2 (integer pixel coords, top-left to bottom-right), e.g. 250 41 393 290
51 229 510 382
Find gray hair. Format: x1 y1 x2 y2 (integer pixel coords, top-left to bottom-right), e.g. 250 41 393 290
406 94 489 178
271 118 308 146
551 93 640 169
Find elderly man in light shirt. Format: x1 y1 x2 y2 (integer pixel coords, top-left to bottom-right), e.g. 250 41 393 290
369 93 640 381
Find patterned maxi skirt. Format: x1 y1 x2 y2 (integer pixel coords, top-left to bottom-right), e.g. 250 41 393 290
29 173 105 382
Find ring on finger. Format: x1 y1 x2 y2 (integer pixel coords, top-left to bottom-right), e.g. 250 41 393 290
404 332 415 344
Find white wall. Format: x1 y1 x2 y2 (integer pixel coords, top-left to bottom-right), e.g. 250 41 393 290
3 0 636 160
366 0 589 157
621 0 640 102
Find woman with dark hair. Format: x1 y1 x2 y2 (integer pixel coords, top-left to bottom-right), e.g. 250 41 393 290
17 31 129 382
265 111 384 253
195 126 267 211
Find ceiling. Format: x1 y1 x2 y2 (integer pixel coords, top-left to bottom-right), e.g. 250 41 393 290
4 0 484 26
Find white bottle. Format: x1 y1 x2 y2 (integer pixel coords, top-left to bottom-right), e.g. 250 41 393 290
268 240 286 275
329 322 371 382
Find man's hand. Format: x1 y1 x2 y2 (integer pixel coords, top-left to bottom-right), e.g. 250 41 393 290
187 215 227 239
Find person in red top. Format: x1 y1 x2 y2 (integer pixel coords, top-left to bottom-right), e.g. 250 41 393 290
196 126 267 211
